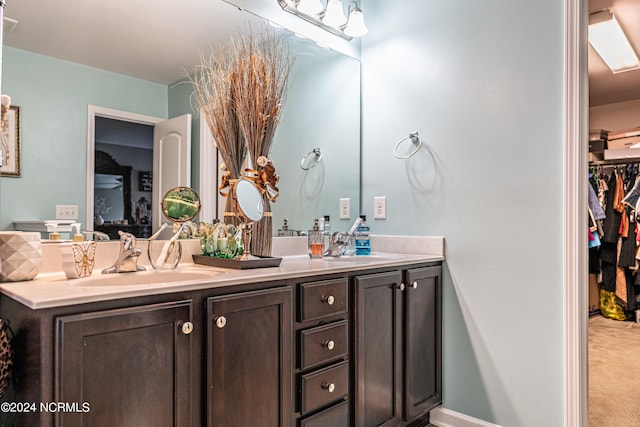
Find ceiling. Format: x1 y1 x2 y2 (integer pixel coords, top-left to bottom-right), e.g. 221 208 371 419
1 0 638 106
1 0 262 85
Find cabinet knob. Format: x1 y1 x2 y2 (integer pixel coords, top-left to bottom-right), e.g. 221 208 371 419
398 283 405 291
322 382 336 393
179 321 194 335
323 295 335 305
322 340 335 350
411 281 418 289
215 316 227 329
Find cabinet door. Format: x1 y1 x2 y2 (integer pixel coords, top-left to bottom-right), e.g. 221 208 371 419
354 271 403 427
56 300 193 427
207 287 292 427
405 265 442 421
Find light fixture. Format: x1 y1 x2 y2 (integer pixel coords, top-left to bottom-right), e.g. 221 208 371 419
277 0 367 40
322 0 347 28
588 10 640 74
297 0 324 16
344 2 368 37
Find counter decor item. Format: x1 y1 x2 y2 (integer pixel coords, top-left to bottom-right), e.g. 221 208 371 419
0 231 42 282
148 187 201 271
199 222 244 259
192 26 293 257
60 241 97 279
193 179 282 269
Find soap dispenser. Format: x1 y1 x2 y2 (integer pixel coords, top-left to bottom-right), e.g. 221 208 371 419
278 219 294 237
49 222 61 241
308 219 324 259
71 223 84 242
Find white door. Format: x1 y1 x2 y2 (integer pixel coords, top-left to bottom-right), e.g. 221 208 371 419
152 114 192 232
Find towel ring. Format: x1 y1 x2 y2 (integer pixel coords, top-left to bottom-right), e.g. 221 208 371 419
393 132 422 159
301 147 322 170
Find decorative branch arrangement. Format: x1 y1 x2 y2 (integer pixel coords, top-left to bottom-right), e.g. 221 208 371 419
192 27 294 257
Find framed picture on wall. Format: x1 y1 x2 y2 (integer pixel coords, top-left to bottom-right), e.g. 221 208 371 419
138 171 152 191
0 105 21 177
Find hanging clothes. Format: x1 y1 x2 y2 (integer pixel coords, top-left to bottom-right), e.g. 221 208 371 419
591 163 640 319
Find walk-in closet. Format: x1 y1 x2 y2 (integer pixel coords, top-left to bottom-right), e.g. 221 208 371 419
588 0 640 425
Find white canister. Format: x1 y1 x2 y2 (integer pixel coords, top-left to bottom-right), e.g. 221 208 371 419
60 241 97 279
0 231 43 282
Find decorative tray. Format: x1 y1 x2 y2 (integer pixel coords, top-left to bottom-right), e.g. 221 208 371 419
192 254 282 270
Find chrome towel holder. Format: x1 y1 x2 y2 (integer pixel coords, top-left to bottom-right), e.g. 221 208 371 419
393 132 422 159
301 147 322 170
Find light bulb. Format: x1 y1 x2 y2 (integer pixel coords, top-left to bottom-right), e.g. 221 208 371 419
297 0 324 15
322 0 347 27
344 5 368 37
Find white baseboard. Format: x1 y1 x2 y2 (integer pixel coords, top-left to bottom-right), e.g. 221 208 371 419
430 407 502 427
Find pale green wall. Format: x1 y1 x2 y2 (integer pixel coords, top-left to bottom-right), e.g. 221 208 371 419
361 2 564 426
0 47 168 230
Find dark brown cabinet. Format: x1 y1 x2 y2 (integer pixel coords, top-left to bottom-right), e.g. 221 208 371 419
354 265 442 427
354 271 404 427
0 260 441 427
56 300 193 427
404 266 442 421
207 287 292 427
296 276 351 426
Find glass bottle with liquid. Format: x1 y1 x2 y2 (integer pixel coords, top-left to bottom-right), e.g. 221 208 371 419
308 219 324 258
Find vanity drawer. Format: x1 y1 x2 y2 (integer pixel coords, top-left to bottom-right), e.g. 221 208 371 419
299 399 349 427
300 320 348 370
299 278 348 322
300 361 349 415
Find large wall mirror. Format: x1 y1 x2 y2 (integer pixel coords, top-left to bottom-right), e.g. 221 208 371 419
0 0 361 236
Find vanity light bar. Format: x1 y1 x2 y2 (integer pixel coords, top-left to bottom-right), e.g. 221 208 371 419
277 0 367 41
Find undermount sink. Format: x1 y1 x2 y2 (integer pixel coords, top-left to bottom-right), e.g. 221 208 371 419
69 268 224 287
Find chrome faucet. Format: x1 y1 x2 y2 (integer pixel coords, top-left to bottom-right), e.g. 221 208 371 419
323 231 352 257
102 230 146 274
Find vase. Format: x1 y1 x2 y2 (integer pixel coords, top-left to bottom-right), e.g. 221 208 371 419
0 231 42 282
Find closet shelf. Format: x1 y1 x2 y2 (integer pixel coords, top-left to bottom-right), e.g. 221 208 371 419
590 148 640 165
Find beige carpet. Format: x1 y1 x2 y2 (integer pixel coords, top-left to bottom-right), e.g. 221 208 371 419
589 315 640 426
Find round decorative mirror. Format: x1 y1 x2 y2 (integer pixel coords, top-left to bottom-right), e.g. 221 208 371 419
161 187 201 223
234 179 264 223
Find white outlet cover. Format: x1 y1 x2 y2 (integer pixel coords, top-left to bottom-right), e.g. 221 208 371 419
374 196 386 219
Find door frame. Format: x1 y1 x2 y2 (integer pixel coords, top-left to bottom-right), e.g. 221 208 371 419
86 105 163 231
564 0 588 425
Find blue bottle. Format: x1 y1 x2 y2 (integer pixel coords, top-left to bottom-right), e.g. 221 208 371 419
355 215 371 256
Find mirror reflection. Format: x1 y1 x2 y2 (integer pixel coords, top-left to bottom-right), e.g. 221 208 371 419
234 180 264 223
0 0 361 237
161 187 201 224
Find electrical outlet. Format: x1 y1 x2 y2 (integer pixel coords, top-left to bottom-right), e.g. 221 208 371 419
374 196 387 219
339 198 351 219
56 205 79 220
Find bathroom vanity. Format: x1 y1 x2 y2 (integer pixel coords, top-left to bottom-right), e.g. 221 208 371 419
0 251 442 427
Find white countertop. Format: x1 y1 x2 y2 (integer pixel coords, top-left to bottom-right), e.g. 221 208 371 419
0 252 443 310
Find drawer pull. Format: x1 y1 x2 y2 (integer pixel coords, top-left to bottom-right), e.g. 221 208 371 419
322 382 336 393
179 321 194 335
398 283 405 291
411 281 418 289
322 340 335 350
323 295 335 305
215 316 227 329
